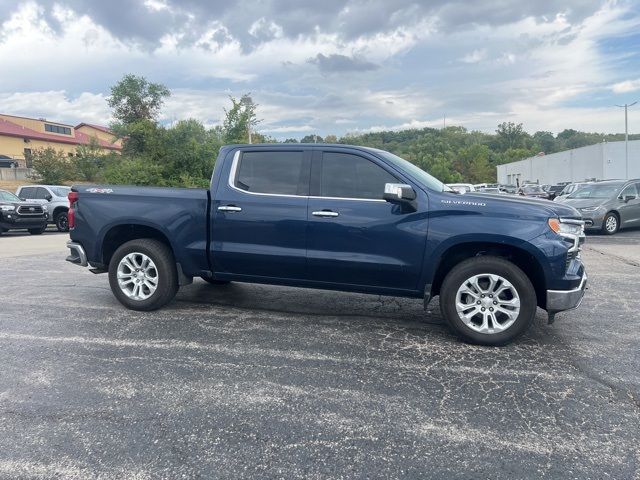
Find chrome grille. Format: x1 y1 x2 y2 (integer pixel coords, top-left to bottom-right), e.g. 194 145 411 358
17 205 44 215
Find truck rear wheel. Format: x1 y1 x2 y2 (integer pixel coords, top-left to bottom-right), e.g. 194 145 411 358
108 239 179 311
439 256 537 346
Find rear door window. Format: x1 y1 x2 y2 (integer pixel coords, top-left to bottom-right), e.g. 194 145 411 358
35 187 50 199
235 151 309 196
319 152 397 200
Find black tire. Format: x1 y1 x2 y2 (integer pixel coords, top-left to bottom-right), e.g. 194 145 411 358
601 212 619 235
439 256 537 346
55 211 69 232
108 238 179 311
200 276 231 285
29 226 47 235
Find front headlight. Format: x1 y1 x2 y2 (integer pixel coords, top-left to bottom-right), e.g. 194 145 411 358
0 205 16 212
548 218 584 236
580 206 601 212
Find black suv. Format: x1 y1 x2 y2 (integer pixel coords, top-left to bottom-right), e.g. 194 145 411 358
0 189 48 235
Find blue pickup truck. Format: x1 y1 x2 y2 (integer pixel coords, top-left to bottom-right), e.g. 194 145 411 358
66 144 587 345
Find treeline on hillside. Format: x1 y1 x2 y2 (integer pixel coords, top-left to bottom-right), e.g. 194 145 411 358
30 74 639 186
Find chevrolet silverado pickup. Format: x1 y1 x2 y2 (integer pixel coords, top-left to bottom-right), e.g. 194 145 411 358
66 144 587 345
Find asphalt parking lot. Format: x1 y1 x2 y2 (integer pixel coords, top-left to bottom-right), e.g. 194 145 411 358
1 229 639 479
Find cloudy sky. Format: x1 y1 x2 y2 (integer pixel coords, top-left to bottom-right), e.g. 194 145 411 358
0 0 639 138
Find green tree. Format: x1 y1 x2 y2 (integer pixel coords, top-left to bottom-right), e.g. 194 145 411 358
462 145 494 183
532 131 556 154
300 134 323 143
108 74 170 125
30 147 74 184
495 122 527 150
73 138 109 181
223 94 261 143
101 157 168 186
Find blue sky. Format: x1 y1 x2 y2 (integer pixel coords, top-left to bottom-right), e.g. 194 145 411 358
0 0 638 139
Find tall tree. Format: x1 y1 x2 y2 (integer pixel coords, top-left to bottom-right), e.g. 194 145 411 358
108 74 170 125
223 94 261 143
495 122 527 150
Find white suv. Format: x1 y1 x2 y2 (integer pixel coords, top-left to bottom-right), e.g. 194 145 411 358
16 185 71 232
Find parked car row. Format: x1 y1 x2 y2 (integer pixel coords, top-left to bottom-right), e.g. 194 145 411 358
556 179 640 235
446 179 640 235
0 184 71 235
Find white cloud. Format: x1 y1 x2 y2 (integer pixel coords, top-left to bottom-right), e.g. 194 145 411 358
0 91 110 125
611 79 640 94
460 49 486 64
0 1 638 138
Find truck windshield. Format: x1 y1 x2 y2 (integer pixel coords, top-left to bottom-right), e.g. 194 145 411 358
373 150 450 192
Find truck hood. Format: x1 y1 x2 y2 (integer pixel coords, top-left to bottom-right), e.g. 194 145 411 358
459 192 581 218
0 200 43 208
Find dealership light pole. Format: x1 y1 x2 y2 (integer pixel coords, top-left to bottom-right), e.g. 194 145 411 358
615 101 637 178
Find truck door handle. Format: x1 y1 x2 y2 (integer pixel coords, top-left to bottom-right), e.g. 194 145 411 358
218 205 242 212
312 210 339 218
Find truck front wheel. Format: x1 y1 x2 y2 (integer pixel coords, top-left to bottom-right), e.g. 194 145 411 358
439 256 537 346
108 239 179 311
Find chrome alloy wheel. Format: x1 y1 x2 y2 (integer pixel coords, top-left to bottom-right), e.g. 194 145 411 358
117 252 159 300
605 215 617 233
455 273 521 334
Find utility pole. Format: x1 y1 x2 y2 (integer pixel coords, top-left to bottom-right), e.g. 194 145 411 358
615 101 637 178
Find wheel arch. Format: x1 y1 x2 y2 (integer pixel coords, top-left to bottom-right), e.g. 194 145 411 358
100 223 175 268
52 205 69 217
430 241 548 308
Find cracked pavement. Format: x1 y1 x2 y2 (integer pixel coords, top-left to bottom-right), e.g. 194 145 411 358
0 229 639 479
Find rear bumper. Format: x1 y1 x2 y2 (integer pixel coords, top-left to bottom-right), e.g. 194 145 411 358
66 241 88 267
546 272 587 313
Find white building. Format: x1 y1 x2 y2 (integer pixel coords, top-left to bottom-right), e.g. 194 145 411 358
497 140 640 186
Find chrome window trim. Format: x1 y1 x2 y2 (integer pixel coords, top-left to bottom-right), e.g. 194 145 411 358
227 150 386 203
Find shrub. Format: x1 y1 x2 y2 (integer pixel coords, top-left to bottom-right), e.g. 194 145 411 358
30 147 75 184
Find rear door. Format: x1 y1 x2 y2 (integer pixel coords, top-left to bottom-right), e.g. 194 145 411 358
306 149 428 292
210 148 311 280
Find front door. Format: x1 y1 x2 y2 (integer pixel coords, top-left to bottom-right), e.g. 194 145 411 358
306 149 428 292
618 183 640 227
210 149 311 280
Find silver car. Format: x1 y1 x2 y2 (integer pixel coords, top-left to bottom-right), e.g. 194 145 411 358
562 179 640 234
553 182 591 203
16 185 71 232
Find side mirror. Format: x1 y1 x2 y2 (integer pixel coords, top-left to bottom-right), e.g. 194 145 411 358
19 197 26 202
383 183 416 202
622 195 635 203
45 194 52 202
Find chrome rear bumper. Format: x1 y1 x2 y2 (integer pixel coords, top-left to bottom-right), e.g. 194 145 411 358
66 241 88 267
546 272 587 313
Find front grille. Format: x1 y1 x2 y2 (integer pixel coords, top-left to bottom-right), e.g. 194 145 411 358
17 205 44 215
